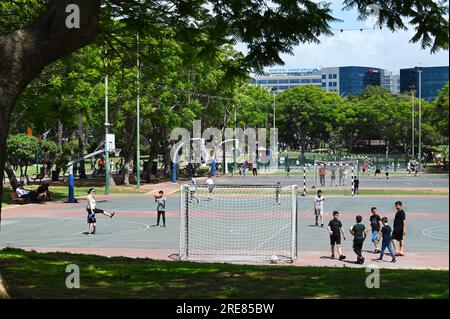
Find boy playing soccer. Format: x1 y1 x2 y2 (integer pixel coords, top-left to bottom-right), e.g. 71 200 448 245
369 207 382 253
377 217 398 263
327 211 346 260
206 175 214 200
153 190 166 227
350 215 367 264
314 190 325 227
275 182 282 205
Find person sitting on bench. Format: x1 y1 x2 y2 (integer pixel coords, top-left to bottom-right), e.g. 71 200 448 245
16 182 37 203
36 183 51 201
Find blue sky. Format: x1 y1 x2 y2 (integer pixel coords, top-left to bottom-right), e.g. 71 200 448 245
239 1 449 74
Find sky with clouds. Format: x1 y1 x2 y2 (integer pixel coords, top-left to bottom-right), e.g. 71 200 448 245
239 1 449 74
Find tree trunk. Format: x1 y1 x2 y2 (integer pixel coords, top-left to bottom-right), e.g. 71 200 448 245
4 165 19 191
57 120 63 147
0 0 101 230
0 94 15 230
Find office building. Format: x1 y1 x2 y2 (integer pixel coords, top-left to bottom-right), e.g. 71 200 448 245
400 66 449 101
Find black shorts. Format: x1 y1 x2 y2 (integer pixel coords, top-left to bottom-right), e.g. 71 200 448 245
330 235 341 245
392 229 404 241
87 209 96 224
375 169 381 174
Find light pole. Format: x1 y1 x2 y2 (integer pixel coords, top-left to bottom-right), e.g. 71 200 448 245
411 89 415 159
136 33 141 190
271 87 277 129
416 64 424 171
104 50 111 195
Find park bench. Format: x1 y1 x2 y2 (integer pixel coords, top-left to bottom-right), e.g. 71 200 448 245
33 172 45 183
10 192 27 205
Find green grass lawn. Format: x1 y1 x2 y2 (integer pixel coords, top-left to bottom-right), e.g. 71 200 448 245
0 248 447 299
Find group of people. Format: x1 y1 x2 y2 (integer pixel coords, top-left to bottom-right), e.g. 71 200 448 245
374 164 392 179
318 165 350 187
237 161 259 176
15 182 52 203
85 175 218 233
314 190 407 264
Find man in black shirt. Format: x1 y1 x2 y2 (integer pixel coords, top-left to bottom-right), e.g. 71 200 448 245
327 211 347 260
392 201 407 256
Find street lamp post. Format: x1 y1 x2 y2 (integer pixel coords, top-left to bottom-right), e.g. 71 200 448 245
272 88 276 129
411 90 415 159
104 50 110 195
416 65 424 171
136 33 141 190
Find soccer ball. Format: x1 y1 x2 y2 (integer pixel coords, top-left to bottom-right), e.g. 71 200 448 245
270 255 279 263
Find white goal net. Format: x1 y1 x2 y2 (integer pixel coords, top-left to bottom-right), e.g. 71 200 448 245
179 184 298 263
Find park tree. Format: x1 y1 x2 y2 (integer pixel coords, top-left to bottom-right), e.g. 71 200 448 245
423 82 449 164
233 85 273 129
276 85 346 153
5 134 39 189
39 139 59 174
0 0 448 225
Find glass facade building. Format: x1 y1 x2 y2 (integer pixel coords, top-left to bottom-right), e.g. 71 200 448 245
400 66 449 101
338 67 383 96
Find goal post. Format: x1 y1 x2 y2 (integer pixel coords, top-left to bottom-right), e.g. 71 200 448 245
313 160 357 190
179 184 298 263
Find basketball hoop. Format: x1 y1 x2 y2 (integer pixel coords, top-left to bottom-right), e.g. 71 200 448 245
112 149 121 157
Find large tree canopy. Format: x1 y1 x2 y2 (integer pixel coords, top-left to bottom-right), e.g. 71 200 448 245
0 0 448 225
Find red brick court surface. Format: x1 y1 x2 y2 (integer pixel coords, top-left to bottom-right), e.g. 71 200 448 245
0 175 448 270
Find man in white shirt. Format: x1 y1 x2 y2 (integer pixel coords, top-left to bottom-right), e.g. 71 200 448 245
16 183 36 203
314 190 325 227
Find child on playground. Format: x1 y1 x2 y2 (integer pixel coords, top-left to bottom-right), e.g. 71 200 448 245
189 177 199 203
153 190 166 227
314 190 325 227
327 211 346 260
275 182 282 205
369 207 381 253
206 175 214 200
377 217 398 263
349 215 367 264
353 176 360 195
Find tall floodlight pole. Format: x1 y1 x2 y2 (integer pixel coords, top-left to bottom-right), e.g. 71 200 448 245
417 65 423 171
272 89 276 129
136 33 141 189
223 105 227 174
104 50 110 195
411 90 415 159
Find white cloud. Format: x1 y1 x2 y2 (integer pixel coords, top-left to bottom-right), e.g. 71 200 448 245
277 28 449 73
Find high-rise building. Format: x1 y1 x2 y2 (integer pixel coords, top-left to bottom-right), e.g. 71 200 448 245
400 66 449 101
250 68 322 93
252 66 385 96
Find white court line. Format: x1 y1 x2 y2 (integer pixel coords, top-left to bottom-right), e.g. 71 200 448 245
3 220 151 244
422 226 449 241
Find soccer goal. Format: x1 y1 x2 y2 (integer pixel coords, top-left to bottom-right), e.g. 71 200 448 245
313 160 357 190
179 184 298 263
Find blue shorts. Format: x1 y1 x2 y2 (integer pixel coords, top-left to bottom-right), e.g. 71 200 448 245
371 230 379 242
